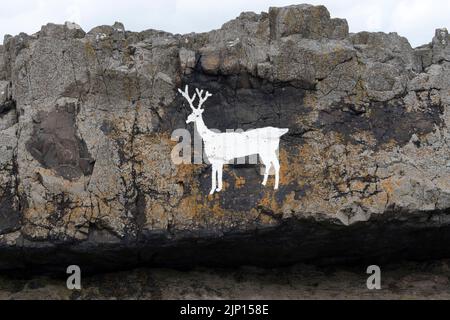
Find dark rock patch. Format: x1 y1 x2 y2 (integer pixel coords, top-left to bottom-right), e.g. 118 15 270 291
0 100 15 117
26 104 95 181
0 187 21 235
317 100 444 148
164 71 311 134
128 190 147 237
184 72 310 131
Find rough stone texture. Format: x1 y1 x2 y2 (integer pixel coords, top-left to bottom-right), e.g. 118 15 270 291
269 4 349 40
0 45 5 80
0 4 450 272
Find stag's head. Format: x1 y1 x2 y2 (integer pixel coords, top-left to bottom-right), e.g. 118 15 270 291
178 85 212 124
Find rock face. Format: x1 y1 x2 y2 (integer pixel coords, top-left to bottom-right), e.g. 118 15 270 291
1 4 450 272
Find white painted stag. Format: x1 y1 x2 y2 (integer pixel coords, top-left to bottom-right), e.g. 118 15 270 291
179 85 289 195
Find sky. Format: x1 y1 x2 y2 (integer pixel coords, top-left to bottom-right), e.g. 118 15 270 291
0 0 449 47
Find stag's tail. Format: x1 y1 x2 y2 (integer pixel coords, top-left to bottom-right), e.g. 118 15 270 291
278 128 289 137
268 128 289 139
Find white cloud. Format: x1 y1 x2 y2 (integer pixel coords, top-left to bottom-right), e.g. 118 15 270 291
0 0 448 47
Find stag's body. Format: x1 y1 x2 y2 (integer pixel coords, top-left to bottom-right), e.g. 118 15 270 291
179 86 288 195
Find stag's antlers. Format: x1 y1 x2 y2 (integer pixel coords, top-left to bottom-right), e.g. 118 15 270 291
196 88 213 110
178 85 197 111
178 85 212 110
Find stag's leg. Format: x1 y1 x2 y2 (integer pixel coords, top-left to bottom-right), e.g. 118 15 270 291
210 164 217 195
272 157 281 190
262 164 271 186
260 154 271 187
216 164 223 192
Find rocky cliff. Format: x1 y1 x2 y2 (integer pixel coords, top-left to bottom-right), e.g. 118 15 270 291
1 4 450 273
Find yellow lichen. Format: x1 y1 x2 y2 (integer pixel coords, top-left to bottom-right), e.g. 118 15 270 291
84 41 96 59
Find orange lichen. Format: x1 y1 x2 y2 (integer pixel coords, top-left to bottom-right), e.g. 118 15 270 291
235 176 246 189
351 180 366 193
258 190 281 214
381 177 397 196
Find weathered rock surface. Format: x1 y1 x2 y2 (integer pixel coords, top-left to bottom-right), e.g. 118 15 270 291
1 4 450 272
